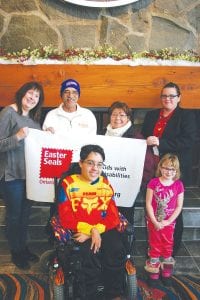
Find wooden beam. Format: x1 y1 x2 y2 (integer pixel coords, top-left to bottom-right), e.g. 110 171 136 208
0 64 199 108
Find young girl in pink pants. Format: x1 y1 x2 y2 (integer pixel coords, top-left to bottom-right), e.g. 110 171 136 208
145 153 184 286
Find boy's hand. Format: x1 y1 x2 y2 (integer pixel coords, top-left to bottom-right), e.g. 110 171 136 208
90 228 101 253
73 232 90 243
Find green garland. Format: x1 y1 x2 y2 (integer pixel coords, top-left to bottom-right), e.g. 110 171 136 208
0 45 200 63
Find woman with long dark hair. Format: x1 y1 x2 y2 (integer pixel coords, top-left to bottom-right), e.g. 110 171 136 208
0 81 44 269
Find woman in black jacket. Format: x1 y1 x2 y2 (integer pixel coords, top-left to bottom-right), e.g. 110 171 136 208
141 82 197 256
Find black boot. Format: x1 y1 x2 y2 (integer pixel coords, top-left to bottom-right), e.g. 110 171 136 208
22 247 39 263
11 251 30 270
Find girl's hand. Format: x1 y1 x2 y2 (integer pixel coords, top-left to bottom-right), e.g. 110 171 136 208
154 221 164 230
90 228 101 253
16 127 29 141
161 220 170 227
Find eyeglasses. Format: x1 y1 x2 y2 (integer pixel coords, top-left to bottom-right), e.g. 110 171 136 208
111 114 127 118
161 167 176 172
83 160 104 169
160 94 178 100
63 90 79 96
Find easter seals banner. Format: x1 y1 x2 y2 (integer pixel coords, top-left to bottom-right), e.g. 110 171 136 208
25 129 146 207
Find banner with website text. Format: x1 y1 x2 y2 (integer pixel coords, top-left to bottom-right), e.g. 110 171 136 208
25 129 146 207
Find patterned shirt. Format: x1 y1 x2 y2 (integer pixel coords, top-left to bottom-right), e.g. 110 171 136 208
147 177 184 223
58 174 120 235
153 109 174 138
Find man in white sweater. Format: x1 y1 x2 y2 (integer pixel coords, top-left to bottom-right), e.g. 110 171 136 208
43 79 97 136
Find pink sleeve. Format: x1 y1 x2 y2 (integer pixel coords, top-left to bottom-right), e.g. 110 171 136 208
176 180 185 194
147 177 157 190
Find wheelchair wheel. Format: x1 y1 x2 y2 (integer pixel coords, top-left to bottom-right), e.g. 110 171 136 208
125 258 138 300
40 249 56 273
49 264 65 300
53 284 65 300
126 273 137 300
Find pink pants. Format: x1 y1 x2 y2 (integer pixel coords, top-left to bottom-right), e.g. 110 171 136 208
147 220 175 258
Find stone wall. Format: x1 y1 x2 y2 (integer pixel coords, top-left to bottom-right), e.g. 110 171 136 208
0 0 199 53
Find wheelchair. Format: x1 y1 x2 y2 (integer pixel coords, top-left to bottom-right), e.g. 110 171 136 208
40 216 137 300
40 163 138 299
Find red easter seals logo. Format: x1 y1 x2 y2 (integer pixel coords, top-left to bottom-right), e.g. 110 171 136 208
40 148 73 178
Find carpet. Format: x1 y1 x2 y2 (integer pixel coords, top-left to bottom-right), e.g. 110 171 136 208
0 273 199 300
0 274 50 300
137 274 200 300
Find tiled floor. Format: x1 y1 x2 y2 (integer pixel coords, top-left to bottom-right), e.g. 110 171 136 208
134 240 200 276
0 239 200 276
0 187 200 275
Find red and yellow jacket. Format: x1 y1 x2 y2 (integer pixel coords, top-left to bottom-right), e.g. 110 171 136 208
58 174 120 235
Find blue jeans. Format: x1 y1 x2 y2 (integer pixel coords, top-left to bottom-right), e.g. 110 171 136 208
1 179 32 252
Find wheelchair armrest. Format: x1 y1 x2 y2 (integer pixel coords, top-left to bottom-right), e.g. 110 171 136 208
125 223 135 235
51 215 72 243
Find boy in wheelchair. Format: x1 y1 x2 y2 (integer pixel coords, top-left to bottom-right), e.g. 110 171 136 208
54 144 131 300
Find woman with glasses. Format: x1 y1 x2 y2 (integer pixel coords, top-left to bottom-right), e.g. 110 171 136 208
100 101 135 223
103 101 133 138
100 101 155 224
141 81 196 256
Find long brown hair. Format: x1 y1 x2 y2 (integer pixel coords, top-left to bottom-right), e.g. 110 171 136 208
15 81 44 122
